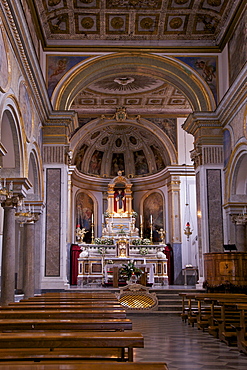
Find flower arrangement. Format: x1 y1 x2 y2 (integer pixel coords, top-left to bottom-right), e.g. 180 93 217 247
104 211 110 218
120 261 143 280
139 247 149 255
94 238 114 245
142 238 151 245
132 239 142 245
131 211 138 218
97 246 107 255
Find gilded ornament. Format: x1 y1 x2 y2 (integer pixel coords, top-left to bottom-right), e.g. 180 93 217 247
140 17 154 29
111 17 124 29
169 17 183 29
81 17 94 29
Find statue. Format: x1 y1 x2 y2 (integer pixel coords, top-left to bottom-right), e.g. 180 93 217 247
158 228 166 244
79 245 89 258
76 226 88 244
156 246 166 259
114 189 125 213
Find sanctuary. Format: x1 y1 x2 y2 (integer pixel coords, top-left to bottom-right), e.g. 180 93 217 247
76 172 168 287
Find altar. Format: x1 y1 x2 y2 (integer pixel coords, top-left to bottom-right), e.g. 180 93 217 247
76 171 168 287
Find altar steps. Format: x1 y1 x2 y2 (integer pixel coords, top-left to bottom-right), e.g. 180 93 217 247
150 289 205 314
40 287 205 315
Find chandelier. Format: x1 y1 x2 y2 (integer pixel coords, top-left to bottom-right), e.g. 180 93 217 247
15 200 35 227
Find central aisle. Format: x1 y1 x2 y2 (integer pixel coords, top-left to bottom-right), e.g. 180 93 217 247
130 314 247 370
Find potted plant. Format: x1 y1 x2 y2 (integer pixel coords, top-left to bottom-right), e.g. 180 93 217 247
120 261 143 283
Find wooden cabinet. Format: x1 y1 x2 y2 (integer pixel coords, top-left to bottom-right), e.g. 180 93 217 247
204 252 247 291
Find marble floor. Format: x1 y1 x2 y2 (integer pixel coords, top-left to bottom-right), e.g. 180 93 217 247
129 313 247 370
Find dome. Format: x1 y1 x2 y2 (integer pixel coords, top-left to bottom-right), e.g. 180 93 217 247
73 122 173 178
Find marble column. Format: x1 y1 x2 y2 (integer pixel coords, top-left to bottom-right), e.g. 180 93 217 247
233 216 247 252
1 197 18 306
23 220 35 298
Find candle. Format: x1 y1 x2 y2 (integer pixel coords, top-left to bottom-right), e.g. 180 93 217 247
140 215 142 224
91 213 94 223
102 214 104 223
3 178 6 188
150 214 153 223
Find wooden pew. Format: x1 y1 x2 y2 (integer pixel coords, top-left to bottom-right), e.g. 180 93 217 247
0 308 127 320
0 362 168 370
234 303 247 354
5 304 124 310
0 318 132 332
213 299 247 346
0 331 144 361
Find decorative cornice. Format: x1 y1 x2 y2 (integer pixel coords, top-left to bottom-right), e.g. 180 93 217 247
0 0 52 120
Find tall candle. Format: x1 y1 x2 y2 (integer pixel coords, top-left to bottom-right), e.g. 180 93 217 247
3 178 6 188
150 214 153 223
140 215 143 224
91 213 94 223
102 214 104 223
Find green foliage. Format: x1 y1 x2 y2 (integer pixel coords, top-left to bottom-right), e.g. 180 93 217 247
119 261 143 280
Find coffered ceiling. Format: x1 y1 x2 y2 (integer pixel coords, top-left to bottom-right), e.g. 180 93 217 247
30 0 242 51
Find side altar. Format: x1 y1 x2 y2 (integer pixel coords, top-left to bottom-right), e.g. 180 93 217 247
77 172 168 287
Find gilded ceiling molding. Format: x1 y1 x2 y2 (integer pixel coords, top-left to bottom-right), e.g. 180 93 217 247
52 53 215 113
0 0 51 119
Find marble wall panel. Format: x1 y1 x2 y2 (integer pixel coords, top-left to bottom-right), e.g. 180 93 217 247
45 168 61 276
207 169 223 253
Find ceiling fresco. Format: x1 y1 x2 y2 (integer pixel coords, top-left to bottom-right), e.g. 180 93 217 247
73 122 173 178
32 0 241 48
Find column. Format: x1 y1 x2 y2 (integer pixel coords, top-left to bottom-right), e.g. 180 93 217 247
23 220 35 298
232 215 247 252
167 175 182 284
1 197 19 305
183 114 224 283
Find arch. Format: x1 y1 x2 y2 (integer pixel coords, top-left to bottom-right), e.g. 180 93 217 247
26 150 42 201
0 99 25 177
52 53 215 113
70 116 178 176
141 190 165 242
74 189 98 243
226 143 247 202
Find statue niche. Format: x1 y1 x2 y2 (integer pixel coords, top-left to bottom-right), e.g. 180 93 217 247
114 188 126 214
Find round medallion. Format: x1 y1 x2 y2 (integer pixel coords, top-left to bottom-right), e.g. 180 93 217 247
169 17 183 29
111 17 124 30
140 17 154 30
81 17 94 29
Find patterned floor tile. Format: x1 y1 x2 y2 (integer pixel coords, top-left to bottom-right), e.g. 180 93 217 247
129 313 247 369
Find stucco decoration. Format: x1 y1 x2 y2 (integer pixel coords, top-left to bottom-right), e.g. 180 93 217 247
19 81 33 142
0 23 10 92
